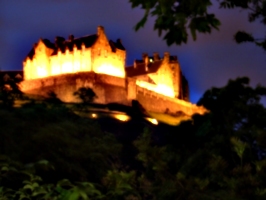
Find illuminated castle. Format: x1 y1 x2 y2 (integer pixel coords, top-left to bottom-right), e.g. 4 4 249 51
21 26 205 115
23 26 126 80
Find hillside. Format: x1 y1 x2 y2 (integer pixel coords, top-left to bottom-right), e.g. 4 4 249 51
1 77 266 199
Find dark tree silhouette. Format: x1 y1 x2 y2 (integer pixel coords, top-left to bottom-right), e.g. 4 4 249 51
129 0 266 50
221 0 266 50
73 87 97 104
1 78 266 199
130 0 220 46
46 91 62 105
0 77 23 108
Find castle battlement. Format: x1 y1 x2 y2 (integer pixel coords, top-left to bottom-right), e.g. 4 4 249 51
23 26 126 80
21 26 206 116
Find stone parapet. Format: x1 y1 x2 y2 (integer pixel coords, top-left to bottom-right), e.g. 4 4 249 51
136 86 207 116
20 72 125 92
20 72 127 103
19 72 207 116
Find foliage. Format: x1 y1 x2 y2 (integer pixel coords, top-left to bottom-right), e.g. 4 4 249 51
0 77 23 108
197 77 266 146
130 0 220 46
73 87 97 104
220 0 266 50
2 77 266 199
0 103 122 183
0 156 104 200
129 77 266 199
45 91 62 105
103 170 139 200
129 0 266 50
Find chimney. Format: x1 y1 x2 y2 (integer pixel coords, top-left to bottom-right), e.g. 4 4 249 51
55 36 65 48
164 52 170 63
172 55 178 61
81 43 85 51
55 36 65 43
142 53 148 62
97 26 104 36
117 38 122 44
134 60 137 68
142 53 149 71
68 35 74 42
153 52 160 61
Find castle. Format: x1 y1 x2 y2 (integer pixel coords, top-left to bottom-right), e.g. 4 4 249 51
21 26 206 116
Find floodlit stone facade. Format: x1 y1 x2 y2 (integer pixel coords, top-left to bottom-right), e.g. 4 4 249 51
126 52 189 100
21 26 206 116
23 26 126 80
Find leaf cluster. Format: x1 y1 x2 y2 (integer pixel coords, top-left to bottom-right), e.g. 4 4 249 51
130 0 220 45
0 103 122 183
130 0 266 50
73 87 97 105
125 77 266 199
0 156 104 200
0 77 24 108
220 0 266 50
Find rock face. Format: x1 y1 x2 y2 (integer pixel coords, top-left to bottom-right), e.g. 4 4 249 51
21 26 206 116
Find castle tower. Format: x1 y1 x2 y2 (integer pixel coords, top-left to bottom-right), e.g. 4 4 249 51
23 26 126 80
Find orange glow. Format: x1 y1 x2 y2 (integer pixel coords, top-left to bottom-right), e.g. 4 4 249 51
62 62 73 74
36 67 48 78
51 64 61 75
91 113 98 118
113 114 130 121
73 60 81 72
145 117 159 125
136 80 175 98
95 64 125 78
23 28 127 81
24 47 125 80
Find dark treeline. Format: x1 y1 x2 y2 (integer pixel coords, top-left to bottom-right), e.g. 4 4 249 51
1 77 266 199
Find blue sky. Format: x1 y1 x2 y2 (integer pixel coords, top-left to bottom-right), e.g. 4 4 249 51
0 0 265 103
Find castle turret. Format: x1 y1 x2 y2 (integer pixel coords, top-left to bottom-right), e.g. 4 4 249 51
68 35 74 42
142 53 149 71
55 36 65 48
153 52 160 61
163 52 170 63
97 26 105 36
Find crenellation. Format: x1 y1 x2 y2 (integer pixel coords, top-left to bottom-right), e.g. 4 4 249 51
153 52 160 61
163 52 170 63
23 26 126 81
20 26 207 116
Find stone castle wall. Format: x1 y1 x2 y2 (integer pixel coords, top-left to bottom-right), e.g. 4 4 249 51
136 86 206 115
20 72 206 116
20 72 127 104
24 26 126 80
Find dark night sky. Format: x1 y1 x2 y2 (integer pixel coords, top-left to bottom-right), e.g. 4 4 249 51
0 0 265 103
